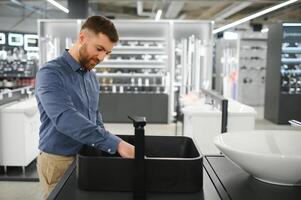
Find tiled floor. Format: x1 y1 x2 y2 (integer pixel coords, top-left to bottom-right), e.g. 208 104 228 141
0 115 298 200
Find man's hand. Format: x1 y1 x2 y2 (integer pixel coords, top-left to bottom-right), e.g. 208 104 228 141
117 140 135 158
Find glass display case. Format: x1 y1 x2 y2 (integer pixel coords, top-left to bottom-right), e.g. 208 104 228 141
265 23 301 124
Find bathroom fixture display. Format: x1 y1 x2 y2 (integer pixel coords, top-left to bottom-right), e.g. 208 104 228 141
77 116 203 193
265 23 301 124
38 19 213 123
182 89 256 155
214 130 301 186
214 29 267 106
47 154 301 199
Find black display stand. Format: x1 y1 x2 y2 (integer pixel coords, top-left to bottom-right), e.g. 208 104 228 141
204 156 301 200
47 162 220 200
99 93 169 123
264 23 301 124
47 155 301 200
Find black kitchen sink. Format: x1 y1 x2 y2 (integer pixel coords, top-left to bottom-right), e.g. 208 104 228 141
76 135 203 193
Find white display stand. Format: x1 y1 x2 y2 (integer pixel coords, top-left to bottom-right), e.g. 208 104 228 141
0 97 40 172
182 105 221 154
182 98 256 155
227 99 257 131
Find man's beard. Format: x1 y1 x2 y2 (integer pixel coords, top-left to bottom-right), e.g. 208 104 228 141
78 43 100 71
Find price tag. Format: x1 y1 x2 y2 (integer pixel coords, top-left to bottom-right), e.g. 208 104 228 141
8 92 12 98
21 89 25 94
0 93 3 100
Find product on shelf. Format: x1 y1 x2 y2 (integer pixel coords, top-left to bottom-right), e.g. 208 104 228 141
215 29 267 106
265 23 301 124
0 31 38 90
96 37 168 94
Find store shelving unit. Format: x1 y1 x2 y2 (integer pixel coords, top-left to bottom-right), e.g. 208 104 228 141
95 21 170 123
172 21 213 119
0 31 38 92
38 20 171 123
264 23 301 124
38 19 213 123
214 30 267 106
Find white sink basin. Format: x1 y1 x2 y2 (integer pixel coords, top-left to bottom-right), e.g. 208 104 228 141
214 130 301 186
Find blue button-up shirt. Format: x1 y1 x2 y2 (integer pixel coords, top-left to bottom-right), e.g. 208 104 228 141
35 50 121 156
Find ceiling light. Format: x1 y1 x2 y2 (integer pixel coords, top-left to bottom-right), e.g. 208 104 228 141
46 0 69 13
213 0 300 34
155 9 162 21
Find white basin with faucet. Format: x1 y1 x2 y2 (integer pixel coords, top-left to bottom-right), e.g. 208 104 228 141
214 130 301 186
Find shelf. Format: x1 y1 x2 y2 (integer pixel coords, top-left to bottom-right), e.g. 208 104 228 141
240 38 267 41
100 84 164 87
119 37 165 41
99 91 168 95
96 73 164 78
95 65 165 69
101 59 166 65
282 47 301 54
112 51 165 55
280 92 301 95
0 75 35 78
0 86 20 90
281 58 301 64
113 46 165 54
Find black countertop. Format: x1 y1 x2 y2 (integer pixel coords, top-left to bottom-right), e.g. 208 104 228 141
47 158 220 200
47 155 301 200
205 155 301 200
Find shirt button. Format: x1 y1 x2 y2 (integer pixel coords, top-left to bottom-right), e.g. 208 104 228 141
92 143 95 147
108 149 111 153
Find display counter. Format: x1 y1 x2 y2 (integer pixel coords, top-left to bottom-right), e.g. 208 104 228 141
47 155 301 200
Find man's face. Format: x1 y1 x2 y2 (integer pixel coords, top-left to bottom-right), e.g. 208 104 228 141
78 31 114 71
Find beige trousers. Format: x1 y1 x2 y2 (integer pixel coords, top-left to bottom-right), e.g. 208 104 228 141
36 151 75 199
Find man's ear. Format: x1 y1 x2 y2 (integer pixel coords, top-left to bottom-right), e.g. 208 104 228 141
79 31 87 45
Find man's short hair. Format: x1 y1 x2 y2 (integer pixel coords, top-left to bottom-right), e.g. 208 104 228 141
81 15 119 43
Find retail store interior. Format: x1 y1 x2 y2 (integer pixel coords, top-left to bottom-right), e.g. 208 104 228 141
0 0 301 200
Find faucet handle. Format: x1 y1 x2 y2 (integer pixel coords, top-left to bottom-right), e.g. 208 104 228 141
289 120 301 127
128 115 147 128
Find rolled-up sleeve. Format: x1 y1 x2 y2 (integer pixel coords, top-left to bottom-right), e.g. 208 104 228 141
36 66 121 154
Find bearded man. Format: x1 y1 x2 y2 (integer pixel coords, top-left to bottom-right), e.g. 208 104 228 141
35 16 134 199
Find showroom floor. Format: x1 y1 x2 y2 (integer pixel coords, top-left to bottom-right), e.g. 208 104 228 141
0 109 297 200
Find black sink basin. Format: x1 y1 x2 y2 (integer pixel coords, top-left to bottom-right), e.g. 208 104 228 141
76 135 203 193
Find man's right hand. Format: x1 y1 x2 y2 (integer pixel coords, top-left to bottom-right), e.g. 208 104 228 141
117 140 135 158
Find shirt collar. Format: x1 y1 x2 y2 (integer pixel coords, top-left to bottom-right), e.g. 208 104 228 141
63 49 85 72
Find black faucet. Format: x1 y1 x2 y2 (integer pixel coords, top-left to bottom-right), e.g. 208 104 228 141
128 115 146 200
